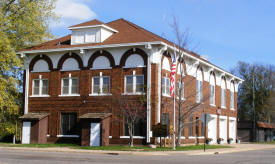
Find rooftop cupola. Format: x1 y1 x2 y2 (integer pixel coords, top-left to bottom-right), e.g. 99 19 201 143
68 19 118 45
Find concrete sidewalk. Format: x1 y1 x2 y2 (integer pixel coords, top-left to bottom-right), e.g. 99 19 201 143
0 144 275 156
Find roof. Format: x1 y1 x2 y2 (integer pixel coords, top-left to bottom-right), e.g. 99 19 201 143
79 113 112 119
69 19 104 28
19 113 49 120
19 18 242 80
20 18 204 60
257 122 275 129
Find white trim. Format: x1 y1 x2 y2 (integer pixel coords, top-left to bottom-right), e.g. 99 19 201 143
123 66 146 69
18 41 163 54
119 136 145 139
109 136 112 139
180 136 186 139
90 67 112 70
89 93 112 96
57 135 79 138
188 136 196 139
229 117 236 121
221 106 227 109
162 94 171 98
58 94 80 97
219 115 227 120
198 136 205 139
30 95 50 97
31 70 50 73
46 134 50 137
60 68 80 72
162 43 243 82
68 24 118 33
210 104 216 107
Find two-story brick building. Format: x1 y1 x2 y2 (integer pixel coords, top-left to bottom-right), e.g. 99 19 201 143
18 18 242 146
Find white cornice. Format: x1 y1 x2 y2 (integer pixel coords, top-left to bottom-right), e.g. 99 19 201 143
68 24 118 33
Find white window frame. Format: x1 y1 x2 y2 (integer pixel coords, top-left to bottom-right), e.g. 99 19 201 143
90 72 111 96
162 76 170 97
196 80 203 103
30 75 49 97
209 84 215 106
59 74 80 97
124 71 144 95
230 91 235 110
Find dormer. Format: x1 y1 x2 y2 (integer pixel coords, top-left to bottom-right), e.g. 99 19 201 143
68 19 118 45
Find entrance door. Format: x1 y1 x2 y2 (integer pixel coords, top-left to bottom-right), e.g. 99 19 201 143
22 122 31 144
90 123 101 146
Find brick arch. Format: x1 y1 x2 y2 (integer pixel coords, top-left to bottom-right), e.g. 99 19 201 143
119 48 147 67
29 54 53 71
57 52 84 70
87 50 115 68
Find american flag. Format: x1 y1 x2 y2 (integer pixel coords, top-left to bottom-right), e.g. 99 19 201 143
170 53 177 97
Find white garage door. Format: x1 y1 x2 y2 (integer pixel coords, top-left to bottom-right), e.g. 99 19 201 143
22 121 31 144
207 114 217 144
90 123 101 146
219 116 227 144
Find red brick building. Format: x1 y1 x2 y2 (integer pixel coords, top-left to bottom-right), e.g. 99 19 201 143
19 18 243 146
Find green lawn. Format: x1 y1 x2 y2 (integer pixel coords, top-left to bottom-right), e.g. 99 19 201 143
0 142 232 151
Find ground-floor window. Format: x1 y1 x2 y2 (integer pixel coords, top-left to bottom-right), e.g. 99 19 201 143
124 118 145 136
60 113 77 135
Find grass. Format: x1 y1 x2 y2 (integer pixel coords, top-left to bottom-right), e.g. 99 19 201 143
0 142 232 151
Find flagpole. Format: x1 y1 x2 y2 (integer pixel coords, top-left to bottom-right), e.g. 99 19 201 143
172 91 176 150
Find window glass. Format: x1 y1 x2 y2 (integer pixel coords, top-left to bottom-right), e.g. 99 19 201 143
124 117 145 136
71 78 78 94
62 78 69 94
93 77 100 94
230 91 234 109
126 76 133 93
42 79 48 95
33 80 40 95
162 77 166 94
210 85 215 105
221 89 226 107
102 77 110 93
61 113 77 135
166 78 170 95
136 75 144 93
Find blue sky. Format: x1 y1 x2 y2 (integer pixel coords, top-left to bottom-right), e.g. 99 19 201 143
51 0 275 71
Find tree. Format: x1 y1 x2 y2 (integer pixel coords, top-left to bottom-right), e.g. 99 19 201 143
0 0 56 140
169 16 209 147
118 95 146 147
231 62 275 123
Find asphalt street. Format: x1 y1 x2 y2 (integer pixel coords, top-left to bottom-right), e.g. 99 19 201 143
0 148 275 164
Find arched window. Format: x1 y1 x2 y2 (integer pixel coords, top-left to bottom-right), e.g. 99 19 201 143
92 56 111 69
162 57 171 71
221 77 227 108
230 81 235 109
196 68 203 103
209 73 215 105
33 60 49 72
62 58 79 71
124 54 145 68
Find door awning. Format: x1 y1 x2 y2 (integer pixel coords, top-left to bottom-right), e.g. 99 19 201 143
79 113 112 119
19 113 49 121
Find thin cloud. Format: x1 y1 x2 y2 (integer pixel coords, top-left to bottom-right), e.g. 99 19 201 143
51 0 96 28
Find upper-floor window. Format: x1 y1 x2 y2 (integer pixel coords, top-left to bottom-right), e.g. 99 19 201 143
162 76 170 96
196 69 203 103
230 82 235 110
177 82 184 99
189 117 193 137
61 74 79 96
92 74 110 95
32 75 49 96
221 78 227 108
125 74 144 94
209 73 215 106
